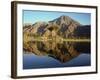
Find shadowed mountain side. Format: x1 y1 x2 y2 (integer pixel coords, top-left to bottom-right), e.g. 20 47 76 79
74 25 91 39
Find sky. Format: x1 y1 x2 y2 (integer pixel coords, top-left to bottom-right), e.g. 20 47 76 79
23 10 91 25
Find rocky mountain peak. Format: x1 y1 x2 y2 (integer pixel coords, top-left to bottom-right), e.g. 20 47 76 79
49 15 80 26
59 15 71 20
32 21 47 26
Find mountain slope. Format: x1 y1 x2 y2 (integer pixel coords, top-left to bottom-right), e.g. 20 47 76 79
23 15 90 39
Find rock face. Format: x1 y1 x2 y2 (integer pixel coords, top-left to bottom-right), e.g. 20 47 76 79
23 15 90 39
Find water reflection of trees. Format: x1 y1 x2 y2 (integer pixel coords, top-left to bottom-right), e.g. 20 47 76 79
24 41 90 63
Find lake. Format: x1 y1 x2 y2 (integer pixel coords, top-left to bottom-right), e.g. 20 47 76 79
23 41 91 69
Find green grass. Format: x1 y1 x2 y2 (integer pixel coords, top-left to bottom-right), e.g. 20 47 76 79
32 37 90 42
63 39 90 42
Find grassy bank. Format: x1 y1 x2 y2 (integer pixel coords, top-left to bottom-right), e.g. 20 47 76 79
31 37 90 42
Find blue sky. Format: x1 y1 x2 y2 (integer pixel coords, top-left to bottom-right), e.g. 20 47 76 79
23 10 91 25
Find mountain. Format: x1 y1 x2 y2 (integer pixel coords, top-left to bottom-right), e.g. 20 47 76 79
23 15 90 41
49 15 80 26
74 25 91 39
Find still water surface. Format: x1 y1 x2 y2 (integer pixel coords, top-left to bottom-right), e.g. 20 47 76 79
23 41 91 69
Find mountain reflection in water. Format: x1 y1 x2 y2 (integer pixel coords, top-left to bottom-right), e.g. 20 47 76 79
23 41 91 69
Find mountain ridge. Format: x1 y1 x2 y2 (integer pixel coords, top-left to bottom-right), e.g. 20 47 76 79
23 15 90 39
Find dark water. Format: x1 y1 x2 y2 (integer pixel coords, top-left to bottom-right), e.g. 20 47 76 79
23 41 91 69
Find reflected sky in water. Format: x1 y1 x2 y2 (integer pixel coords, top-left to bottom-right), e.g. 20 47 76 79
23 53 90 69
